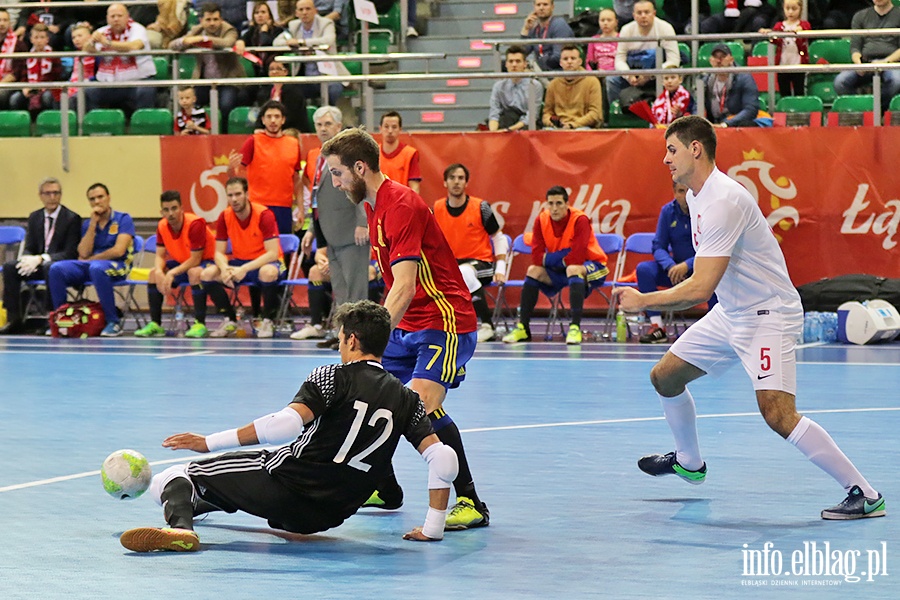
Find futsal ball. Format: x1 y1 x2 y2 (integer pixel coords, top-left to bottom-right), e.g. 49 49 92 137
101 449 152 500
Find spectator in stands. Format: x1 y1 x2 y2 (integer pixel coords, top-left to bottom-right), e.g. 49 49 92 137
586 9 619 72
48 183 136 338
519 0 574 71
433 163 509 343
1 177 81 336
0 8 29 109
700 0 775 36
15 0 74 50
819 0 870 29
704 43 761 127
254 59 310 133
488 45 543 131
542 45 603 129
293 106 370 345
134 190 216 339
229 99 303 235
214 0 249 31
200 176 286 339
273 0 348 107
169 2 246 122
502 186 609 346
174 85 210 135
614 0 636 26
235 2 283 76
10 23 60 115
759 0 811 97
145 0 189 49
67 23 96 109
379 110 421 193
313 0 350 40
650 68 694 125
607 0 680 105
663 0 711 34
834 0 900 109
636 181 716 344
84 3 157 114
0 2 20 33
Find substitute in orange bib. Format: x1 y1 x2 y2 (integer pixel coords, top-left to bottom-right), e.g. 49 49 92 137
321 127 490 532
228 100 303 235
433 163 509 343
378 111 421 194
503 185 609 345
135 190 216 338
199 177 286 339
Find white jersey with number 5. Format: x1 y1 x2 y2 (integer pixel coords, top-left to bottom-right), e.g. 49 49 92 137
688 169 802 316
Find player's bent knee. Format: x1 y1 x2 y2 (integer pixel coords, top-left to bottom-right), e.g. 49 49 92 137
566 264 586 277
200 267 218 282
148 464 191 506
259 265 278 283
525 265 546 280
422 442 458 489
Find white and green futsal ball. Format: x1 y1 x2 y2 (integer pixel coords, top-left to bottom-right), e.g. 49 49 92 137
101 449 152 500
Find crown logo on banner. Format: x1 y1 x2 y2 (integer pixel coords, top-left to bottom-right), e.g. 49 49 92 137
742 148 765 161
213 154 231 166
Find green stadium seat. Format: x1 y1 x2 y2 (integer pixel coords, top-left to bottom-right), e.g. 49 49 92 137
239 56 257 78
751 41 770 57
607 100 648 128
888 95 900 125
35 110 76 136
153 56 170 80
709 0 725 13
697 41 745 68
175 54 196 79
83 109 126 136
130 108 173 135
344 61 362 76
227 106 255 134
831 94 874 113
356 31 392 54
890 95 900 110
307 105 317 124
0 110 31 137
574 0 614 11
776 95 824 113
809 39 851 65
808 78 836 105
378 2 402 32
759 91 781 107
655 0 668 17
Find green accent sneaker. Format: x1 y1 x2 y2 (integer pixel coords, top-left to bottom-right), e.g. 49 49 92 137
362 489 403 510
184 321 208 338
821 485 886 520
566 324 582 345
502 323 531 344
120 527 200 552
445 496 490 531
638 451 707 485
134 321 166 337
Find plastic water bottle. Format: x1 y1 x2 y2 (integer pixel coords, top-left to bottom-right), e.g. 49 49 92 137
822 312 838 343
802 311 814 343
616 311 628 343
175 308 186 337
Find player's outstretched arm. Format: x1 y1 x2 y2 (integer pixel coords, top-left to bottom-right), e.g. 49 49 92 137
162 404 313 453
403 435 458 541
614 255 727 313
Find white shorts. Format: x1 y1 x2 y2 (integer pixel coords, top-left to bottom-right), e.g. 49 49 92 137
670 304 802 394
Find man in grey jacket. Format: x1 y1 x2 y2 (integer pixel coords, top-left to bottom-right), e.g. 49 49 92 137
834 0 900 109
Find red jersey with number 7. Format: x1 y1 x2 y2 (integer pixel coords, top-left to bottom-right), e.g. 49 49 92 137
366 179 477 334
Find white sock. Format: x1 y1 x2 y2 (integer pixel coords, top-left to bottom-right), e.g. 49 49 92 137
660 389 703 470
650 315 663 327
787 417 879 498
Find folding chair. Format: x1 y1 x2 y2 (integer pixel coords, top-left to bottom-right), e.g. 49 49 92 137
593 233 625 338
0 226 26 264
485 234 514 331
613 232 654 339
275 237 313 329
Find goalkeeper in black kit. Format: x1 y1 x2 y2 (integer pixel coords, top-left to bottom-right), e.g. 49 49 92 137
120 300 459 552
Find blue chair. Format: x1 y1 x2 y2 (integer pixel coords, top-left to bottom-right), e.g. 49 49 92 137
275 235 313 329
594 232 625 338
486 234 514 331
0 226 26 267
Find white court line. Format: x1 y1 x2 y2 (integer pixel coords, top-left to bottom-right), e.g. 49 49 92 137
2 406 898 494
155 351 217 360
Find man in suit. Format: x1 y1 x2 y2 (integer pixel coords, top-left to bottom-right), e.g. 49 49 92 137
1 177 81 334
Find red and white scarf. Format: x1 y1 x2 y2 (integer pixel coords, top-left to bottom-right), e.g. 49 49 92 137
652 85 692 125
26 45 53 83
69 54 95 97
97 20 138 77
0 29 18 78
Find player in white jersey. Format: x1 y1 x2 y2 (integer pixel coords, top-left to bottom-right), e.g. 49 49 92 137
613 116 884 521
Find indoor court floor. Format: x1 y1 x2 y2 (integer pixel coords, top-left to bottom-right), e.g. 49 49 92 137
1 336 898 599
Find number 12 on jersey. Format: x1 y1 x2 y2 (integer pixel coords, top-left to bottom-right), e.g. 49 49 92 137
333 401 394 472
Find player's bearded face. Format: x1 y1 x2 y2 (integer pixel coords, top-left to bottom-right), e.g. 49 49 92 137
344 170 367 205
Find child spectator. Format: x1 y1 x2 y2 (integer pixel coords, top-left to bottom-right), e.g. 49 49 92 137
10 23 60 115
68 23 95 105
761 0 810 96
651 68 694 125
586 8 619 71
174 86 210 135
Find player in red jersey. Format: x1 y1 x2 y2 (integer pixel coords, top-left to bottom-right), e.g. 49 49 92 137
321 127 489 530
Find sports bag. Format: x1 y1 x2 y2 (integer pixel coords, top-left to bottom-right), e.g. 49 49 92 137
796 274 887 312
50 301 106 338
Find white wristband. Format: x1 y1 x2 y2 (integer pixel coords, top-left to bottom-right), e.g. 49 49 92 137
41 253 51 264
495 259 507 277
421 507 446 540
205 429 240 452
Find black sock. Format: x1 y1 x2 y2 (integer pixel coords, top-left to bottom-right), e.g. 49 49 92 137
568 276 586 326
308 282 328 326
191 285 207 324
249 286 261 319
261 285 279 320
147 285 163 325
519 278 541 333
205 282 236 321
374 466 404 507
160 477 195 530
429 408 481 506
472 287 493 327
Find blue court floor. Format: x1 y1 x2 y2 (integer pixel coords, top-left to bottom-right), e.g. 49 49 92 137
0 337 898 599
